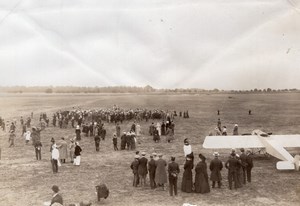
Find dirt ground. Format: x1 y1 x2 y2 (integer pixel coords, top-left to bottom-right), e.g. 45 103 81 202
0 93 299 206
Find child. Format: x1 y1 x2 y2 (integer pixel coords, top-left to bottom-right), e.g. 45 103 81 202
113 134 118 151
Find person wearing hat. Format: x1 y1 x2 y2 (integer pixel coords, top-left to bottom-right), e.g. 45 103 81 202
168 156 180 196
112 133 118 151
239 148 247 184
138 152 148 187
195 154 210 194
75 125 81 141
209 152 223 188
148 154 157 189
50 185 63 205
181 155 193 193
51 144 60 173
155 154 167 190
225 153 241 190
130 155 140 187
233 124 239 135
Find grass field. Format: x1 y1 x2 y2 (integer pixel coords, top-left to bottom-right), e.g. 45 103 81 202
0 93 300 206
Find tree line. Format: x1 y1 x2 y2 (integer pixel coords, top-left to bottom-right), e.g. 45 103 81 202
0 86 298 94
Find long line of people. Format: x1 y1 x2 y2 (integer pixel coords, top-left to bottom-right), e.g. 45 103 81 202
130 139 254 196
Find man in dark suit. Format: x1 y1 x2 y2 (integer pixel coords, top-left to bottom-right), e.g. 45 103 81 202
148 154 157 189
239 148 248 184
138 152 148 187
130 155 140 187
225 153 240 190
168 156 180 196
246 149 254 182
209 152 223 188
50 185 63 205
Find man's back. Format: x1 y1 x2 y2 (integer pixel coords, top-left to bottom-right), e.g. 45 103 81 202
168 162 180 176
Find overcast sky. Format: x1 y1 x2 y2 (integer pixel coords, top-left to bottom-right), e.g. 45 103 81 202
0 0 299 89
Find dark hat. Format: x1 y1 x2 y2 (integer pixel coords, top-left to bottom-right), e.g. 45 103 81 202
199 153 206 161
240 148 245 152
51 185 59 193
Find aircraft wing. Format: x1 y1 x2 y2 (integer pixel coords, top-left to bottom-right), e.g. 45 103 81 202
203 135 265 149
269 135 300 147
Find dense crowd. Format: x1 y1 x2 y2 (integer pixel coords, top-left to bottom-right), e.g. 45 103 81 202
51 105 189 129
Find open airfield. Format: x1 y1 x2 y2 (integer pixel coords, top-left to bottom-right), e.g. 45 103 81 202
0 93 300 206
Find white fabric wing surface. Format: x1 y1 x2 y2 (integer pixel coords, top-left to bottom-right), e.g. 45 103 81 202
203 135 265 149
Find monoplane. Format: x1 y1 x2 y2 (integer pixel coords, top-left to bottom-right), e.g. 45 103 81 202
203 130 300 170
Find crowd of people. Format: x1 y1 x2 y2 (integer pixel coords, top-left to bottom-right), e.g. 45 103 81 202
130 138 254 197
1 106 261 206
51 105 188 129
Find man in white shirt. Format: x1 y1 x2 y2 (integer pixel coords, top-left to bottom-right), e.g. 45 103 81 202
51 144 59 173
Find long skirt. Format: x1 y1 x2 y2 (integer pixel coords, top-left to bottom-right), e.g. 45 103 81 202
74 156 81 165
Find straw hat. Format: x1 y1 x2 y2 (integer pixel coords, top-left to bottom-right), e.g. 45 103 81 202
213 152 220 157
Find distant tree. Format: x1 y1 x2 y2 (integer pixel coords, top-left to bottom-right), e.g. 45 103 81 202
45 88 53 93
267 88 272 92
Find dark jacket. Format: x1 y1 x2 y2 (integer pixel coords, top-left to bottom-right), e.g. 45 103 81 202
246 154 253 168
240 153 248 167
130 159 139 174
181 159 193 193
195 161 210 193
74 145 82 156
225 157 240 171
209 158 223 181
138 157 148 176
148 159 156 174
168 161 180 178
50 194 63 205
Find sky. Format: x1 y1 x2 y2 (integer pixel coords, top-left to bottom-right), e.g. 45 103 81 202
0 0 299 90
